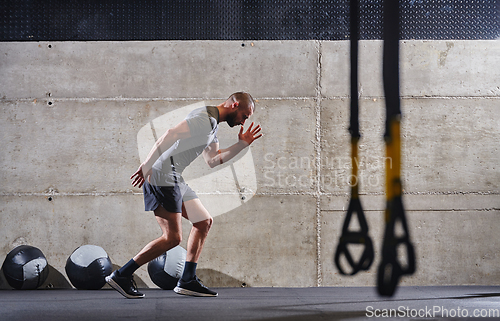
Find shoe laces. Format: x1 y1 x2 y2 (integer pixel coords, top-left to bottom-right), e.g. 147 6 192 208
195 276 208 289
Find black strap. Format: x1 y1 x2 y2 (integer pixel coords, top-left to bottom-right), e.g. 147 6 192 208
334 0 374 276
377 0 416 297
349 0 360 139
334 196 374 275
377 195 416 296
383 0 401 138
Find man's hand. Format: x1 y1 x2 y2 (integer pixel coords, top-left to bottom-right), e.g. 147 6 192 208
238 122 262 146
130 164 150 188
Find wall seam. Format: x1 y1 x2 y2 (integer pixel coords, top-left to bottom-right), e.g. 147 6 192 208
3 96 499 104
315 40 323 287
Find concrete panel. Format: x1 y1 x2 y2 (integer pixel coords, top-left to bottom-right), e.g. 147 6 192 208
402 98 500 193
199 194 318 287
321 40 500 98
406 210 500 286
320 98 386 195
0 99 185 193
319 41 349 97
320 97 500 195
0 194 173 288
251 99 317 194
321 208 500 287
0 41 318 99
401 40 500 97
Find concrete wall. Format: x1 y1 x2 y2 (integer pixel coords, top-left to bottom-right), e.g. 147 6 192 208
1 40 499 289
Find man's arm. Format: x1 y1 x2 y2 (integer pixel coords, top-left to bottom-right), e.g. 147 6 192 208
202 122 262 168
131 120 191 188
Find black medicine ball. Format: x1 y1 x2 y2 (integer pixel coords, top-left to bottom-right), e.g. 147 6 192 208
148 245 186 290
2 245 49 290
65 245 112 290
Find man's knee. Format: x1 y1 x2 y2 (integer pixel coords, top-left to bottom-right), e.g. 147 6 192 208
160 232 182 248
194 217 213 234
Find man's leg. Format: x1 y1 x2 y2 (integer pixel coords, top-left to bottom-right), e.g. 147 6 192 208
106 205 182 299
184 199 213 263
174 198 217 297
133 205 183 265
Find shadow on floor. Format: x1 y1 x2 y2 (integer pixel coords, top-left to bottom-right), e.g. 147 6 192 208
197 268 248 288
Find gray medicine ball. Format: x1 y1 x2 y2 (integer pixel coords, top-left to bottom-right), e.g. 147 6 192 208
148 245 186 290
65 245 112 290
2 245 49 290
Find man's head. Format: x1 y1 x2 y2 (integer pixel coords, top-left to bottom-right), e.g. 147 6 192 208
224 92 255 128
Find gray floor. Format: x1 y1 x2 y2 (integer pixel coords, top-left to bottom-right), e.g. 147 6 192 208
1 286 500 320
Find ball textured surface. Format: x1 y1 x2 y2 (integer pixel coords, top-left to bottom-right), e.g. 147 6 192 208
2 245 49 290
148 245 186 290
65 245 112 290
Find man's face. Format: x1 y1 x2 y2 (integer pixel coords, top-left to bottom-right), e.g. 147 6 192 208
227 105 253 128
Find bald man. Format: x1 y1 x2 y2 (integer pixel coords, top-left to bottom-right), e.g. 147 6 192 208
106 92 262 298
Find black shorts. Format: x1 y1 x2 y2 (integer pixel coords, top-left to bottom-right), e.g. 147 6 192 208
143 175 198 214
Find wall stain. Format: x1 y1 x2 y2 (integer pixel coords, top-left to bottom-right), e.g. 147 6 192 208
438 42 454 67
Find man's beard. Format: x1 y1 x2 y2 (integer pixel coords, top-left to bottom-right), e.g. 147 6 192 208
226 111 238 127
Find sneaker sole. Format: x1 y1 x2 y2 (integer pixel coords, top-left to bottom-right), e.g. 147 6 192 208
173 286 218 297
105 276 145 299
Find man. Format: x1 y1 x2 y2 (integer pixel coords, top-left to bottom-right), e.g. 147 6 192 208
106 92 262 298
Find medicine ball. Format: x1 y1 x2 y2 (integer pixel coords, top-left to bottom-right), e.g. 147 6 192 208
2 245 49 290
65 245 112 290
148 246 186 290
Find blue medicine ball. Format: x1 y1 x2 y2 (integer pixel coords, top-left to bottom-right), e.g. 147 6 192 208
2 245 49 290
65 245 112 290
148 246 186 290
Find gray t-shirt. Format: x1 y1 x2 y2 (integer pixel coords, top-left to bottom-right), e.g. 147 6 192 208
153 106 219 175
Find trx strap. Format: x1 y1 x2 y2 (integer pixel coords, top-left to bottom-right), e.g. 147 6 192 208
377 0 416 296
334 0 374 276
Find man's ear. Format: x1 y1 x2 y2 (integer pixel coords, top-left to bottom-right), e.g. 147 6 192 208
232 101 239 109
